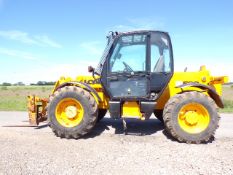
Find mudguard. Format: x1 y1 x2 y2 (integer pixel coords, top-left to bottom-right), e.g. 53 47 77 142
27 81 102 126
177 82 224 108
54 81 102 103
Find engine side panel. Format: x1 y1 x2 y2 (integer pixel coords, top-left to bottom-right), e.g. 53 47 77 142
156 66 228 109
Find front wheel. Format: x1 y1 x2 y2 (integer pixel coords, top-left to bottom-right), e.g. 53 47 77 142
163 92 220 143
47 86 98 139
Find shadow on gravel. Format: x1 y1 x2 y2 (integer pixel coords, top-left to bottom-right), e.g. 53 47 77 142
2 122 49 129
34 123 49 129
84 118 164 139
162 129 215 144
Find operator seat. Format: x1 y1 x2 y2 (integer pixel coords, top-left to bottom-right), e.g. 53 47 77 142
153 55 165 72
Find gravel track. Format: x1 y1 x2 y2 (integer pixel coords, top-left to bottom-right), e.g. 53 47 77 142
0 112 233 175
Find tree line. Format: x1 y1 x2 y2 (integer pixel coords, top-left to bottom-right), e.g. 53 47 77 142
1 81 232 86
0 81 56 86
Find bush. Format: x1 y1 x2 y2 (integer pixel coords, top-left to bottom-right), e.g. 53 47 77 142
220 99 233 113
14 82 25 86
223 99 233 108
34 81 56 86
41 87 46 92
1 86 8 90
1 82 11 86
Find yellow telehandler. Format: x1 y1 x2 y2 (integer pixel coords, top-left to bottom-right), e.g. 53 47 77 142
27 30 228 143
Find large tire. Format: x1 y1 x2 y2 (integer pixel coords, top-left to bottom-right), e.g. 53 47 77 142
97 109 107 122
163 91 220 143
154 110 164 123
47 86 98 139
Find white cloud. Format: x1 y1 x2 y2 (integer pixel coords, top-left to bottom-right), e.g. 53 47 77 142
207 65 232 82
128 18 164 29
174 57 233 82
0 61 96 84
113 25 136 31
0 30 37 44
80 41 103 56
0 47 38 60
111 17 165 32
0 55 232 84
34 35 62 48
0 30 62 48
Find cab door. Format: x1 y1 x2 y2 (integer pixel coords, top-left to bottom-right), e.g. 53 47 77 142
101 33 150 100
149 32 174 93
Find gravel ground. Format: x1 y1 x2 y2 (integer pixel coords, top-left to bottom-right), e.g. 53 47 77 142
0 112 233 175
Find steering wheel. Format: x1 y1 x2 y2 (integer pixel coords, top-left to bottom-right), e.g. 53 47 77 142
122 61 133 72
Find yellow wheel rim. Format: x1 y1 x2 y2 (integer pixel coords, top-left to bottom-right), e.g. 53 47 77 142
55 98 84 128
178 103 210 134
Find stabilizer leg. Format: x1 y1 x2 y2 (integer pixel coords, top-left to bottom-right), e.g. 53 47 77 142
122 118 127 135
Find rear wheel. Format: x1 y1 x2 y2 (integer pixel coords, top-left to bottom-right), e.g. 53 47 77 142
47 86 98 139
163 91 219 143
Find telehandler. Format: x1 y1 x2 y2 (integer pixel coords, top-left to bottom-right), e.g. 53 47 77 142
28 30 228 143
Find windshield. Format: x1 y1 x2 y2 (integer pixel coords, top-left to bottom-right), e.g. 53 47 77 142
109 34 147 73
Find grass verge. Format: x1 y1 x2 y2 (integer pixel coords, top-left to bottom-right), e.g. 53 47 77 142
0 85 232 113
0 86 52 111
220 100 233 113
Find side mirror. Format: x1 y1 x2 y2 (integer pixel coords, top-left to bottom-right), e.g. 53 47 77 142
88 66 95 73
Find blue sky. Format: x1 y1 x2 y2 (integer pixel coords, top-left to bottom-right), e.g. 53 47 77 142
0 0 232 84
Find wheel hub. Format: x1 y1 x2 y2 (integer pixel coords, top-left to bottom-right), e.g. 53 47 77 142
65 106 77 119
184 111 198 126
178 103 210 134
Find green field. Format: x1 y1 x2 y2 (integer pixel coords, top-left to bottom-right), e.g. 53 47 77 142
0 86 53 111
0 85 232 112
220 85 233 113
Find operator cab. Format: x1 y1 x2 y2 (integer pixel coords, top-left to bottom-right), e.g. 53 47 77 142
96 30 174 119
99 31 173 100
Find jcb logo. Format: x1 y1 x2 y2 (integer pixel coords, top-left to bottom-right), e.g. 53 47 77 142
83 79 100 84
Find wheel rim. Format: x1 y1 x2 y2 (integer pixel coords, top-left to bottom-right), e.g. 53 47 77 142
55 98 84 128
178 103 210 134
